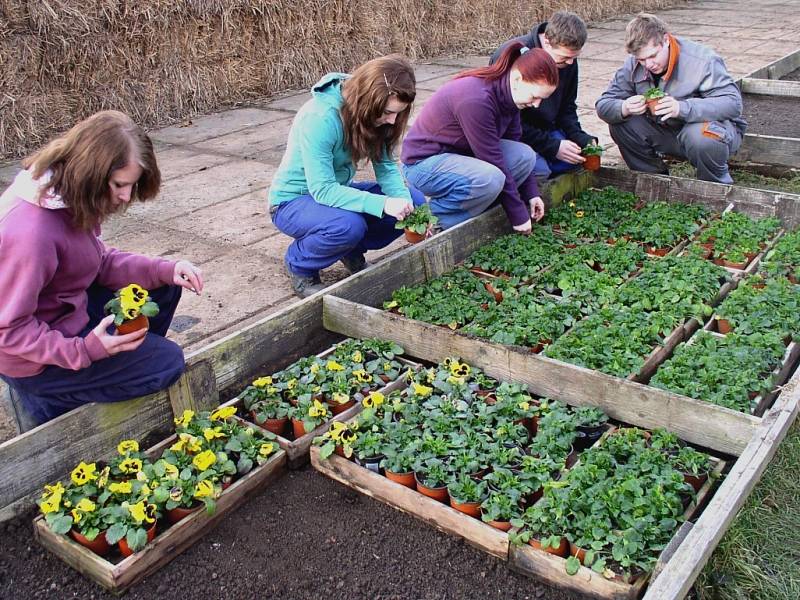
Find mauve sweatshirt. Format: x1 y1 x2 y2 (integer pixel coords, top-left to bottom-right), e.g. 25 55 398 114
401 74 539 226
0 170 176 377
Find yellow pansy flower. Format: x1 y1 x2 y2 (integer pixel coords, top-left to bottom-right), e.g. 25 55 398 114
569 201 576 207
174 409 195 427
575 211 585 218
163 462 179 480
309 363 320 374
351 350 363 363
204 427 226 441
136 470 148 482
353 369 371 384
117 440 139 455
76 498 96 513
97 466 110 488
328 421 347 441
192 449 217 471
170 486 183 502
42 482 65 499
109 481 133 495
210 406 237 421
140 484 152 498
383 362 392 372
70 461 98 486
518 401 530 411
308 399 328 418
120 284 147 305
449 361 470 377
194 480 215 499
171 433 202 454
326 360 345 371
363 391 385 409
253 376 273 388
447 375 466 386
119 457 143 474
40 496 60 514
259 442 275 457
287 378 298 390
129 501 155 524
411 382 433 397
331 392 350 405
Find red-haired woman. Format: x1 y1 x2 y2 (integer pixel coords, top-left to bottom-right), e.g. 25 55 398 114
401 44 558 232
0 111 204 427
268 54 425 298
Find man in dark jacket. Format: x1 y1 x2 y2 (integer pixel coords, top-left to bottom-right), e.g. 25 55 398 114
491 11 595 178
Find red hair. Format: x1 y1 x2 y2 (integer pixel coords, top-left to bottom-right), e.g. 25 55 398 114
456 43 558 86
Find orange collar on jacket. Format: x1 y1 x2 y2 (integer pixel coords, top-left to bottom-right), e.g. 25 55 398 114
663 33 680 82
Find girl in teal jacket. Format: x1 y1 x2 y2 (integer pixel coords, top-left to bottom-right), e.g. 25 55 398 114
268 54 424 298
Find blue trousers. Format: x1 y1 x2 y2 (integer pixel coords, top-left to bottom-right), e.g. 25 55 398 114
402 140 536 230
272 181 426 277
1 284 185 425
532 130 582 180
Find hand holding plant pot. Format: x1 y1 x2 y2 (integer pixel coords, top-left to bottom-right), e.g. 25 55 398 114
581 143 604 172
396 204 438 244
103 283 160 334
643 87 666 116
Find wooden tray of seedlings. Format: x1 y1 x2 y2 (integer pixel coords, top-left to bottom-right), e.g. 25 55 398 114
33 416 287 593
220 341 419 468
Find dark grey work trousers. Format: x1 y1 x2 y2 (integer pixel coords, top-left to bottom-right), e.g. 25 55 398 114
609 115 743 184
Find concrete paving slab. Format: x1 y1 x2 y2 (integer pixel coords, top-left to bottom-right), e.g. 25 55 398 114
155 146 236 181
192 118 295 160
104 222 229 265
150 108 289 145
125 159 273 221
742 39 800 56
247 231 293 263
0 161 21 188
579 40 622 58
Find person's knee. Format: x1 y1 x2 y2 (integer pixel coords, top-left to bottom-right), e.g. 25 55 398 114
409 186 427 207
682 127 729 162
153 338 186 386
327 212 368 246
472 165 505 203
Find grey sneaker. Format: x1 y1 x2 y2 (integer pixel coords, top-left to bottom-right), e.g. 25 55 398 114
339 253 370 274
285 264 325 298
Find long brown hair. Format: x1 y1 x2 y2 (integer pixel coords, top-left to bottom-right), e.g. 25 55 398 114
22 110 160 230
457 43 558 87
341 54 416 164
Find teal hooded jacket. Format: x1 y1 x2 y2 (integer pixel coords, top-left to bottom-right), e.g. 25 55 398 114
267 73 412 217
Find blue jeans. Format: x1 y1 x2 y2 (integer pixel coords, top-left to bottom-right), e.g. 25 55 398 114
1 284 185 425
402 140 536 229
532 130 582 180
272 181 426 277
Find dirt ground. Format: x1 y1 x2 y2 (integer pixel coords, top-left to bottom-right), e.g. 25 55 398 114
0 466 587 600
743 93 800 137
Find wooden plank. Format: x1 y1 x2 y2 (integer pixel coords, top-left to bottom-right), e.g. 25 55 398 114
322 296 759 455
736 133 800 170
740 78 800 97
311 446 509 559
34 449 287 593
643 369 800 599
166 359 219 417
744 49 800 80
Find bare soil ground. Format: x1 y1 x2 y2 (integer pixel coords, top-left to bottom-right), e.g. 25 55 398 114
743 93 800 137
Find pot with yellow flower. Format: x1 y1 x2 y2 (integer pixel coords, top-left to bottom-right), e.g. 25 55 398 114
241 376 292 436
103 284 160 335
313 421 358 459
156 448 222 524
104 499 159 557
290 397 332 439
109 439 147 481
324 372 358 415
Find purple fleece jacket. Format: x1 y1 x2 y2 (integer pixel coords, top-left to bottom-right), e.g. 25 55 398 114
0 172 176 377
401 74 539 226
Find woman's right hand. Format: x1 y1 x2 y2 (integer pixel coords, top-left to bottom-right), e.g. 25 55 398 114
384 197 414 220
93 315 147 356
512 219 532 235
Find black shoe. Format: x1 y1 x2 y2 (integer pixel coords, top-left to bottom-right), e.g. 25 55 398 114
285 264 325 298
339 253 370 274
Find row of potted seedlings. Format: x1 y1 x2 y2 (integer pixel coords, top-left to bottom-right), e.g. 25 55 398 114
691 211 781 270
37 407 280 558
759 229 800 283
313 357 715 583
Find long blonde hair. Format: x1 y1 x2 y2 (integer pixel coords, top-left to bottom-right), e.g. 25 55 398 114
23 110 160 230
340 54 416 164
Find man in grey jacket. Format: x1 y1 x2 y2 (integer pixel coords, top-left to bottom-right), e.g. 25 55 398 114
596 13 746 183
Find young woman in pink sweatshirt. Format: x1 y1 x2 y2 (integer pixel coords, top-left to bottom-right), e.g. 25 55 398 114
0 111 204 426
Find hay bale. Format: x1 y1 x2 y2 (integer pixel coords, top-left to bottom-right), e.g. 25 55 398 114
0 0 684 159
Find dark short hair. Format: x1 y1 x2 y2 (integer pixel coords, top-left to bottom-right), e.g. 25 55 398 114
545 11 588 50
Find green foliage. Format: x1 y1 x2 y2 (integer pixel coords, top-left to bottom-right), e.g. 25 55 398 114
760 230 800 280
464 227 562 281
697 212 781 264
716 275 800 340
581 142 604 156
395 203 438 234
643 87 666 100
615 201 708 249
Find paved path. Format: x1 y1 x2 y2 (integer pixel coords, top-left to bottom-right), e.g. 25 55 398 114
0 0 798 361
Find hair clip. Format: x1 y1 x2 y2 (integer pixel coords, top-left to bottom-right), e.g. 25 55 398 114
520 46 530 54
383 73 392 89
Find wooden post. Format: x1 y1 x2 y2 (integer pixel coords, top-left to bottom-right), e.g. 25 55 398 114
166 359 218 417
740 78 800 97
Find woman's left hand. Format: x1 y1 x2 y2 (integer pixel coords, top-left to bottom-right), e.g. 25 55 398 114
173 260 204 295
529 197 546 222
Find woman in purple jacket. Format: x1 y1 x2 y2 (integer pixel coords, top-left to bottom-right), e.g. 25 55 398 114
401 43 558 233
0 111 204 426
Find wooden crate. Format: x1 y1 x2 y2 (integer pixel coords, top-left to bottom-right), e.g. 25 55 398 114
33 441 286 593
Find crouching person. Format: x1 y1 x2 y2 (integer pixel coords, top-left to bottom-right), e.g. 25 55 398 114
596 13 746 183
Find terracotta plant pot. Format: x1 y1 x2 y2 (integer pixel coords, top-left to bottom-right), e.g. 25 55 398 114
723 259 748 270
645 98 661 115
482 281 504 302
582 154 601 171
486 519 512 532
788 273 798 285
291 418 307 440
450 497 482 518
404 228 425 244
683 471 709 493
116 314 149 335
716 317 733 334
118 522 157 557
328 397 356 416
167 502 203 524
333 445 347 458
251 411 289 437
414 474 449 503
529 536 569 557
385 469 416 489
645 246 670 257
570 543 587 563
70 529 111 556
